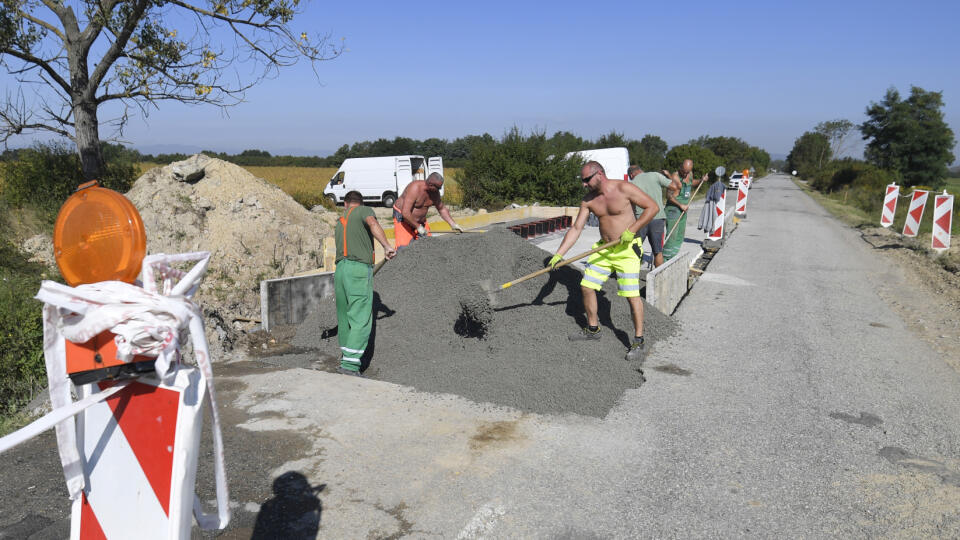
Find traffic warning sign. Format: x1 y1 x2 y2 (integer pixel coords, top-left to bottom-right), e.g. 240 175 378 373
932 191 954 253
902 190 929 237
881 183 899 227
709 190 726 240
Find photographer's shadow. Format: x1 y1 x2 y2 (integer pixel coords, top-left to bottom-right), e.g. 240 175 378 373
252 471 324 540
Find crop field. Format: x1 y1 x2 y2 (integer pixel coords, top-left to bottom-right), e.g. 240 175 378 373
136 163 463 208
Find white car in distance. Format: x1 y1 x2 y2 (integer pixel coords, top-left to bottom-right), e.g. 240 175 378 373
728 172 744 190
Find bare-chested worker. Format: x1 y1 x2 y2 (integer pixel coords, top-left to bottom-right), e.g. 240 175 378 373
392 172 464 248
546 161 659 363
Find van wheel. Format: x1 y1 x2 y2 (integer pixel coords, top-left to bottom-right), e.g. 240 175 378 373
326 194 337 206
382 192 396 208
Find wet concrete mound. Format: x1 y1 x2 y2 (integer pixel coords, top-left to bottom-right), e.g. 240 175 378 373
289 226 678 417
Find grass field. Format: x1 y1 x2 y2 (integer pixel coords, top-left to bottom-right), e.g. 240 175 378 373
136 163 463 208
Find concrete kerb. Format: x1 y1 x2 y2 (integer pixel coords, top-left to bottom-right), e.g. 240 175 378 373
260 271 335 331
646 251 694 315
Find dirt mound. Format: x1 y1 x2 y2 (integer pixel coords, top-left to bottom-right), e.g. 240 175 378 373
284 227 678 417
126 155 334 357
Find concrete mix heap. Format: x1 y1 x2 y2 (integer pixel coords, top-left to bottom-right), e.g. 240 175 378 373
290 226 678 417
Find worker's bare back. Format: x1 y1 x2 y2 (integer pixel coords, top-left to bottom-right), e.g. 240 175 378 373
585 180 642 243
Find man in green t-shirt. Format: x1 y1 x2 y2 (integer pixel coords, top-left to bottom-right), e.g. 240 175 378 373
333 191 396 376
628 165 678 268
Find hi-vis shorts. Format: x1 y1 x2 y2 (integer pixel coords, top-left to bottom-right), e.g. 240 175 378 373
581 238 644 297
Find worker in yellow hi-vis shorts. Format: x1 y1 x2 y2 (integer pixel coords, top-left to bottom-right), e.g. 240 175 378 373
580 237 644 297
545 160 658 363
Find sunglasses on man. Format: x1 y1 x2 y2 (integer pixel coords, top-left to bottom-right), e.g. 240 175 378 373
580 171 599 184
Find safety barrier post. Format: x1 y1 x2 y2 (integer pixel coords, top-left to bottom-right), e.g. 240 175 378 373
708 190 726 240
734 177 749 218
881 183 899 227
932 191 954 253
902 190 929 237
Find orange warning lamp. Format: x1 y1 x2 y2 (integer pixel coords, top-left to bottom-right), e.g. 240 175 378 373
53 181 154 384
743 169 750 178
53 180 147 286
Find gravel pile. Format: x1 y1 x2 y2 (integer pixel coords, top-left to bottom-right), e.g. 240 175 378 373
288 226 678 417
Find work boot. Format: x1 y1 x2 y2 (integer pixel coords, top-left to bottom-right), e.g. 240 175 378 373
337 366 363 378
569 327 602 341
625 341 646 363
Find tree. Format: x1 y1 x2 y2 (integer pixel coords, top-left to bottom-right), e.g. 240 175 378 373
861 86 956 188
787 131 831 178
662 144 722 180
690 135 753 171
595 130 626 149
628 134 667 172
1 0 341 180
814 119 856 158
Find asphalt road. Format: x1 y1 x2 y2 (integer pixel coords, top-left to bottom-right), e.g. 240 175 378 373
2 173 959 538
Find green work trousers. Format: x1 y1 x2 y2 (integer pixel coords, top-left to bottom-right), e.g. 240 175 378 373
663 206 687 261
334 259 373 370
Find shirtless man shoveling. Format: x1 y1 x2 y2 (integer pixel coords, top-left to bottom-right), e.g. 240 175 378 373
547 161 659 362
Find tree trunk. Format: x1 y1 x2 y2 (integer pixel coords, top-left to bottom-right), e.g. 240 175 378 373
73 98 104 181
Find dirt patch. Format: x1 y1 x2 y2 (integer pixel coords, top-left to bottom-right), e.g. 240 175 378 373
857 227 960 372
267 227 677 417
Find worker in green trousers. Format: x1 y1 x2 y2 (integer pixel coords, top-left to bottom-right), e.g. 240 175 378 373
664 159 709 260
334 190 396 375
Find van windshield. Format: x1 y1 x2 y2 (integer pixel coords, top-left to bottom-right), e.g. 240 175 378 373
330 171 345 185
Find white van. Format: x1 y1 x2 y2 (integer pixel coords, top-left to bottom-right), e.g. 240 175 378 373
564 147 630 181
323 155 444 207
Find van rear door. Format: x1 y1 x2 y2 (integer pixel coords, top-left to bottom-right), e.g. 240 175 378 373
395 157 413 198
428 156 445 197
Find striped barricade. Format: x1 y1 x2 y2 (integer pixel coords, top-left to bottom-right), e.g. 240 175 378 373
708 190 726 240
881 183 899 227
932 191 954 253
902 190 929 237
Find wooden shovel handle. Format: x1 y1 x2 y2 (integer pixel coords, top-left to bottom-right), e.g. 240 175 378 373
501 239 620 289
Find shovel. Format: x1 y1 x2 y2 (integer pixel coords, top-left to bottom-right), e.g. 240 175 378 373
480 239 619 304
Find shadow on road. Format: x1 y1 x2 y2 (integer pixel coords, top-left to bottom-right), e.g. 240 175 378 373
251 471 324 540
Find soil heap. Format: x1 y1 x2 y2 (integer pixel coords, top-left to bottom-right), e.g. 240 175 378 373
289 227 678 417
126 154 335 357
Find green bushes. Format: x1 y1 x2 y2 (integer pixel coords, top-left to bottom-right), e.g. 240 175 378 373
458 128 585 209
663 144 723 180
0 225 47 416
1 141 137 218
808 159 898 217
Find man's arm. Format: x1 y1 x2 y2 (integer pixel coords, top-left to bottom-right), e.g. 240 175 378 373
623 182 658 234
431 192 463 231
666 177 684 210
554 202 590 258
365 215 397 259
692 173 709 187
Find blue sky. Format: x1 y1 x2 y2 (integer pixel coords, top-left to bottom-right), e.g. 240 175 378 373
5 0 960 160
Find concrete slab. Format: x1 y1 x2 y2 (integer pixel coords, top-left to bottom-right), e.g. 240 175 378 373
646 250 694 315
260 272 335 331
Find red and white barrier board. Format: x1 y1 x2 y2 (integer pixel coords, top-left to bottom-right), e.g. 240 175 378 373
932 191 954 253
73 369 204 539
881 183 899 227
735 178 749 216
709 190 726 240
902 190 929 237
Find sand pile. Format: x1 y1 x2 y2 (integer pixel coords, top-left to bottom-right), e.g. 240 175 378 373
126 155 335 357
288 227 678 417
